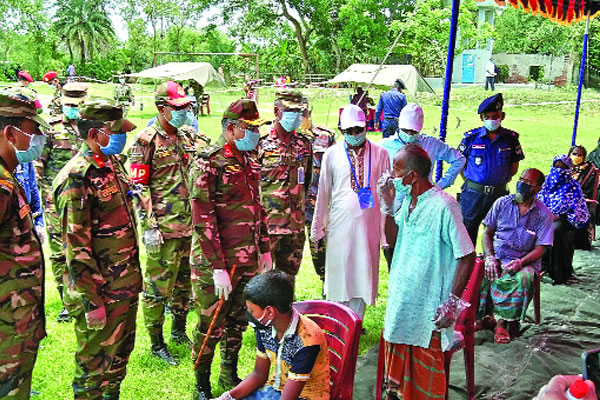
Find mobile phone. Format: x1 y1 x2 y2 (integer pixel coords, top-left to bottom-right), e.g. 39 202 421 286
582 347 600 396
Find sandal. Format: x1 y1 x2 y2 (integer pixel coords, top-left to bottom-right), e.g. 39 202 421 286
494 324 511 344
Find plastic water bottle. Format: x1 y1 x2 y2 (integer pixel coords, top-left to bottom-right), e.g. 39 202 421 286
566 379 589 400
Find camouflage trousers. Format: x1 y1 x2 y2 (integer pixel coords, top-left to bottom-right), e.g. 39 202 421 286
306 224 325 281
71 298 138 400
191 262 257 372
270 231 306 281
42 187 66 289
142 237 191 334
0 323 44 400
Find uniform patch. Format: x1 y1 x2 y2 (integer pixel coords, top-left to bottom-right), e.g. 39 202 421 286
474 156 483 166
224 143 234 158
155 148 173 158
131 163 150 184
472 144 486 149
225 165 241 173
99 184 119 199
0 178 15 191
19 203 31 219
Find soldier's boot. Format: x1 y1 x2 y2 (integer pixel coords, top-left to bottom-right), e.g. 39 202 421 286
171 315 192 349
150 331 179 366
218 356 242 389
193 368 212 400
57 287 71 323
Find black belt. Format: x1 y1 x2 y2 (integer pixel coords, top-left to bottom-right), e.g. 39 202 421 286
384 117 398 120
465 180 506 195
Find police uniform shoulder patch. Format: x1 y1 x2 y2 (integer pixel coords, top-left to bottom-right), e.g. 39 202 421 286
501 127 520 139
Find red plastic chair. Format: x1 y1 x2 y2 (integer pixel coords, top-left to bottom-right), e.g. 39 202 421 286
294 300 362 400
533 272 542 325
199 93 210 115
375 258 484 400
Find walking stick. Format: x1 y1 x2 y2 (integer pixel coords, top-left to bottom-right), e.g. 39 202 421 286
193 264 237 370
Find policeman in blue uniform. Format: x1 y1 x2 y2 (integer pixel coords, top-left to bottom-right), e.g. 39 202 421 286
458 93 525 246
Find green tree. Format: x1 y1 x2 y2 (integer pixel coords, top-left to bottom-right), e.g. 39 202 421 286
54 0 116 64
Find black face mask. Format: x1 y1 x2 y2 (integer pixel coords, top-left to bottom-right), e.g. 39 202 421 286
245 309 271 330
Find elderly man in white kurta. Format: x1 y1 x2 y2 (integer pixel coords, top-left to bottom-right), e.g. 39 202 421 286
310 104 390 320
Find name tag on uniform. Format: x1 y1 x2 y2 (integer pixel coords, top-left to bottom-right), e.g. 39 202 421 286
298 167 305 184
19 203 31 219
99 184 119 200
499 147 511 152
472 144 486 149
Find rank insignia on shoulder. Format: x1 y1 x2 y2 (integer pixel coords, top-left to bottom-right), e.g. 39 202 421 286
0 178 15 191
19 203 31 219
131 163 150 184
225 165 241 173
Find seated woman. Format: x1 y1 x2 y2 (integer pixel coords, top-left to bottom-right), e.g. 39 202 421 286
569 145 598 250
537 155 590 284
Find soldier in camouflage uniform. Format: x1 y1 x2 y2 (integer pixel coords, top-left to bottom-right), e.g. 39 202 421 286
42 71 65 117
257 90 312 284
8 72 43 114
128 81 201 365
189 100 272 400
297 98 335 284
0 92 49 400
35 82 87 322
113 76 134 117
53 101 142 400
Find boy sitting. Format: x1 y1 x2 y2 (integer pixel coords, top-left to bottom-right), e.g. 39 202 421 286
213 270 330 400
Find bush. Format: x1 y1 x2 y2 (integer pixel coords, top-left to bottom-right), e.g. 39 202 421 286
497 64 509 83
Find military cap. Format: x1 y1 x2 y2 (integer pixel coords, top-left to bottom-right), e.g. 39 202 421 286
478 93 504 114
223 99 267 127
17 71 33 83
43 71 58 82
154 81 191 107
275 89 305 110
62 82 88 105
79 100 136 133
0 91 50 129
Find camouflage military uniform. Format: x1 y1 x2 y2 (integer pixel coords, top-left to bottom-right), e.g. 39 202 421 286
189 136 271 376
301 126 335 281
53 145 142 400
113 83 134 116
48 86 63 117
129 119 199 336
0 164 46 400
257 125 312 280
34 119 80 293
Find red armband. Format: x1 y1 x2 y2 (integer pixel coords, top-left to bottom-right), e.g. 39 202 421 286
131 163 150 184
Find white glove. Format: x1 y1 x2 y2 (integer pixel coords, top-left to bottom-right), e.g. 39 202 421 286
35 225 46 244
86 306 107 330
433 293 470 329
144 228 164 254
213 269 232 301
259 253 273 274
503 259 522 276
484 255 500 281
211 391 234 400
377 172 395 215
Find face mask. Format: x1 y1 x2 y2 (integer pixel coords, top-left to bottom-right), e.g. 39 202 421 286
167 108 187 128
99 133 127 156
393 174 412 196
399 130 420 144
245 308 272 330
483 119 501 131
515 181 534 203
119 78 125 84
63 106 80 120
570 154 584 166
344 131 367 147
185 110 195 126
12 131 46 164
279 111 301 132
235 129 261 151
49 84 56 89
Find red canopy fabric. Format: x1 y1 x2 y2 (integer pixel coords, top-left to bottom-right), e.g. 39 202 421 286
479 0 600 25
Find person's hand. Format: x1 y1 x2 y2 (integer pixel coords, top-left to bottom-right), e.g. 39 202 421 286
85 306 107 330
535 375 597 400
35 225 46 244
375 122 380 130
433 293 470 329
144 228 164 254
213 269 232 301
377 172 395 215
259 253 273 274
484 255 500 281
503 259 522 275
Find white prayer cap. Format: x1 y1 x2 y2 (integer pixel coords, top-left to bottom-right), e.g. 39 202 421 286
398 103 424 132
340 104 366 130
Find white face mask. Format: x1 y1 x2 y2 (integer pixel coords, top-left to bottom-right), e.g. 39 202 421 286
483 119 501 131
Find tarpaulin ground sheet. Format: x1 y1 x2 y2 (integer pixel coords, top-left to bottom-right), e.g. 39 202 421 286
353 243 600 399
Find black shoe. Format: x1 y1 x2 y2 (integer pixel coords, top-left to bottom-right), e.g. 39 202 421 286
194 369 212 400
57 307 71 322
150 333 179 366
171 315 192 349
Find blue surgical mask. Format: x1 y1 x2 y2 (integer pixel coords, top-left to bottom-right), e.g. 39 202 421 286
235 129 261 151
344 132 367 147
399 130 420 144
167 109 187 128
279 111 301 132
63 106 80 120
483 119 501 131
393 175 412 196
49 84 56 89
100 133 127 156
13 132 46 164
185 110 195 126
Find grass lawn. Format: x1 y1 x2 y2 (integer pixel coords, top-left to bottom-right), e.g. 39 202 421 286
10 80 600 398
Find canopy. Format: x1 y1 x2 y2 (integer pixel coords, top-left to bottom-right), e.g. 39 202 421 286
329 64 435 95
126 62 225 86
483 0 600 24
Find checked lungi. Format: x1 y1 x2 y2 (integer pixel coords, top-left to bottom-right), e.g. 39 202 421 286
478 265 536 321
